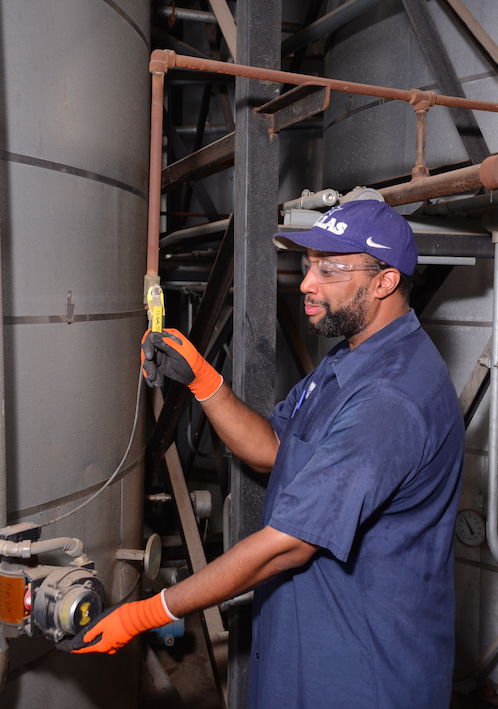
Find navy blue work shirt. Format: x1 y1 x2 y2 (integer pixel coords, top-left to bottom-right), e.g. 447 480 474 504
247 309 464 709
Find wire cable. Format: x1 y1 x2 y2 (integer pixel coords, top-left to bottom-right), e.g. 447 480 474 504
39 367 145 529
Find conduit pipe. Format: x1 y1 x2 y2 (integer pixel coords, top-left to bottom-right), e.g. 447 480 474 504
145 63 166 300
152 50 498 114
0 536 86 561
149 51 498 215
484 210 498 568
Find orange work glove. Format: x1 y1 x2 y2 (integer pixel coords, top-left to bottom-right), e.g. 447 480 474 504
141 328 223 401
57 590 178 655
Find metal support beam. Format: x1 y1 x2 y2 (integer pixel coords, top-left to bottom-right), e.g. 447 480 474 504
230 0 281 706
146 217 234 484
207 0 237 61
277 296 314 378
256 84 330 133
282 0 324 93
459 337 492 430
150 388 228 708
402 0 490 165
440 0 498 75
163 108 220 222
410 265 454 317
200 0 235 134
281 0 384 57
161 132 234 194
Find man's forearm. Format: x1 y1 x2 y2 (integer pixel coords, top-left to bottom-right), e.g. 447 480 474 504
164 526 318 618
200 383 280 472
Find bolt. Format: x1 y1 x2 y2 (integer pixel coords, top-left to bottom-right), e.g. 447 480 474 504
165 635 174 646
55 591 63 602
83 580 93 589
54 629 64 642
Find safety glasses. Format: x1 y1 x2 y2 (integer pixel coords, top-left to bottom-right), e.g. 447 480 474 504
301 256 382 284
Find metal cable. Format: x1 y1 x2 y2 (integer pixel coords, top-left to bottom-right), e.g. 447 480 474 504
38 366 145 528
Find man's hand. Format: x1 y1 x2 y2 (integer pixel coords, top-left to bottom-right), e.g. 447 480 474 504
141 329 223 401
57 592 174 654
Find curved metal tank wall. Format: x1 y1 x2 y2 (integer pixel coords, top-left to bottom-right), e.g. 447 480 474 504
0 1 150 706
321 0 498 688
322 0 498 191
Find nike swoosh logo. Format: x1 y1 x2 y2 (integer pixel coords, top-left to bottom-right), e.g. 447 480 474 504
366 236 391 249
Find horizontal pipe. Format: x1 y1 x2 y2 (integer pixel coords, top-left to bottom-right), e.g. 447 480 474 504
156 6 218 24
155 50 498 114
422 191 498 216
159 218 230 250
0 537 85 559
417 256 476 266
379 156 498 206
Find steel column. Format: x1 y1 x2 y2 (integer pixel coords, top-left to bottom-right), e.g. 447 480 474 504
230 0 281 706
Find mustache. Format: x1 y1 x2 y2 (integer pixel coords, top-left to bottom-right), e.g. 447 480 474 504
304 296 329 308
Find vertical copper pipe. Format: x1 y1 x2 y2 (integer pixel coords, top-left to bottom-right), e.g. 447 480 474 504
412 110 429 180
147 71 165 277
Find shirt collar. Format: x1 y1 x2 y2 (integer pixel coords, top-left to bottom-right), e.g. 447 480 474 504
331 309 421 388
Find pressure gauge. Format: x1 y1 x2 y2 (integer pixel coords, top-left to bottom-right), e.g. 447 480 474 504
455 509 486 547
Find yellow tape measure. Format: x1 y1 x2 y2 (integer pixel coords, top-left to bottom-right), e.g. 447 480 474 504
147 285 165 333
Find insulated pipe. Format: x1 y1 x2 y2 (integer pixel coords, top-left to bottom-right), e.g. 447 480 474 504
0 536 85 559
379 156 498 206
153 50 498 114
281 189 340 212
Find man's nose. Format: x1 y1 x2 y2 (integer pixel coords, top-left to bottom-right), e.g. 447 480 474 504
300 270 318 294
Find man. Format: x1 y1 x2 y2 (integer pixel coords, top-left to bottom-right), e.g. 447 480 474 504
62 201 465 709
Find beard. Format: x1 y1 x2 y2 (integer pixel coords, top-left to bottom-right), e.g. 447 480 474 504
306 284 370 339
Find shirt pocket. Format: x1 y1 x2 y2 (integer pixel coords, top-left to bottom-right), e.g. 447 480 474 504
278 433 315 489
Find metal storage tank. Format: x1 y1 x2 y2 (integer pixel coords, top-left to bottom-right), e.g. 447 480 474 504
322 0 498 690
323 0 498 190
0 1 150 706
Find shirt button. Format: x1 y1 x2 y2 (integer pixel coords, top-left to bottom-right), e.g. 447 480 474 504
256 653 260 660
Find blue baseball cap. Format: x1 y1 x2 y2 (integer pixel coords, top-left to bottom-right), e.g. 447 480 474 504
273 200 418 276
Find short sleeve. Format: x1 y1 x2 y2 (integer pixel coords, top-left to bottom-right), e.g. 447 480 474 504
268 390 428 562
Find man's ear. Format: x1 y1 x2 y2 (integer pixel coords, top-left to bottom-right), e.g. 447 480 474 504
373 268 401 300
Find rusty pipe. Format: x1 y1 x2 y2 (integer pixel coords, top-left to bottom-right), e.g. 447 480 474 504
412 110 429 181
151 50 498 114
146 69 165 279
379 155 498 207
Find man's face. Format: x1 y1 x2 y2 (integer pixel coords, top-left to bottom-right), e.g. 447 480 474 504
300 250 375 339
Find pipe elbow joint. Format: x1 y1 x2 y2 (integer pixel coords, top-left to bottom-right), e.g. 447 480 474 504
149 49 176 75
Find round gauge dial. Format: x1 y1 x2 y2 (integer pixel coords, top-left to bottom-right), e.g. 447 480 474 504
455 509 486 547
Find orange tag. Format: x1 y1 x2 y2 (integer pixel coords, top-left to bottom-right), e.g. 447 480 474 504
0 574 26 624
